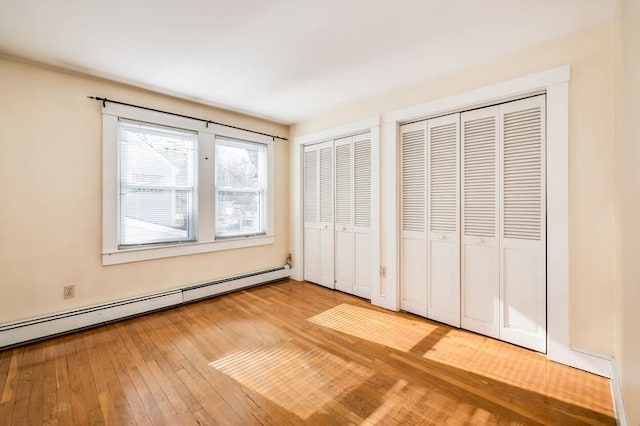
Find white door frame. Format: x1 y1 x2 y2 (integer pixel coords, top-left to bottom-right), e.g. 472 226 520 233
292 116 383 305
381 66 570 365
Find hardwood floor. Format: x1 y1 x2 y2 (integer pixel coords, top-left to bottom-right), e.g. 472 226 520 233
0 280 615 425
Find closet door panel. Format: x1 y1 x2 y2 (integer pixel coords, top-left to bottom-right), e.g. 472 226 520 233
427 114 460 327
401 234 428 316
461 108 500 338
499 95 546 352
318 141 335 289
400 122 428 316
303 146 320 284
334 137 354 294
354 233 371 299
463 244 499 326
353 133 372 299
335 231 354 293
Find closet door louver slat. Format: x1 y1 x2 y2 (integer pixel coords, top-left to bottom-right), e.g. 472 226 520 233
335 143 352 226
319 146 334 224
503 106 542 241
304 150 318 224
463 117 496 238
401 129 426 232
354 138 372 228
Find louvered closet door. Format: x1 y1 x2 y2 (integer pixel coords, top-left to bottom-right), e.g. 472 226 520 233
303 145 320 284
461 107 500 338
353 132 372 299
400 121 428 316
427 114 460 327
318 141 335 289
499 95 546 352
334 136 354 294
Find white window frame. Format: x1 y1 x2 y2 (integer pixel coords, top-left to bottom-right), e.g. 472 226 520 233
214 137 268 240
102 103 274 266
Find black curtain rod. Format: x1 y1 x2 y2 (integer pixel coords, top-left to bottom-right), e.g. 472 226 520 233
87 96 288 141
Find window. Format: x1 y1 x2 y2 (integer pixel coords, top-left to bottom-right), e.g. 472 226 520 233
215 138 267 238
119 120 197 247
102 103 274 265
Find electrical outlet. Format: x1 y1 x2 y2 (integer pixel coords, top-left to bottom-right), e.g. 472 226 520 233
63 285 75 299
380 266 387 278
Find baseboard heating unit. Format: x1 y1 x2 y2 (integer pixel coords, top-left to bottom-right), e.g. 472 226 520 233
0 265 290 349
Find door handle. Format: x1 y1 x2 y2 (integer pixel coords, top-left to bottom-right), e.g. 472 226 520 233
439 235 447 240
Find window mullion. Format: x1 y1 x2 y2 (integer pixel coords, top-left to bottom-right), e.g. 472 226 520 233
198 132 215 241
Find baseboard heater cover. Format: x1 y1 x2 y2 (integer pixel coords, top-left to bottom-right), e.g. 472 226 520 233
0 265 290 349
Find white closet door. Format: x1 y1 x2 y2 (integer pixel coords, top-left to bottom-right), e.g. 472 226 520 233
318 141 335 289
334 136 354 294
427 113 460 327
499 95 546 352
461 107 500 338
427 114 460 327
353 133 372 299
303 145 320 284
400 121 428 316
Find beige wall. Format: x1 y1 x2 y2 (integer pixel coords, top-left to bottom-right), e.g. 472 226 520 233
0 56 290 324
614 0 640 423
292 24 616 356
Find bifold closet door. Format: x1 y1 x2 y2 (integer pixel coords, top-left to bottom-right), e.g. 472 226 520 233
334 136 354 294
353 133 372 299
303 141 334 288
426 114 461 327
499 96 546 352
400 122 428 316
461 107 500 338
303 145 320 284
318 141 335 288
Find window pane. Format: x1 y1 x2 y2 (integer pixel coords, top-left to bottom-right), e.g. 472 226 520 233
215 138 267 238
119 120 197 246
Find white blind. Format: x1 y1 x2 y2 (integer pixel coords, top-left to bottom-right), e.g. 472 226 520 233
319 146 334 223
429 122 458 233
335 143 352 225
503 107 543 240
401 128 426 232
354 138 372 228
463 116 496 237
118 119 197 246
304 149 318 223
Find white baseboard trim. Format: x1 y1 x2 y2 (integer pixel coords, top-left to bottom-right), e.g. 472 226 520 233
569 348 612 378
0 265 290 349
611 358 629 426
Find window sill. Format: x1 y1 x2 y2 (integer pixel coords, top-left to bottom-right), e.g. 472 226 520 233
102 235 274 266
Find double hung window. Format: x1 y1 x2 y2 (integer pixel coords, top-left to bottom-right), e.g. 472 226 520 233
102 104 274 265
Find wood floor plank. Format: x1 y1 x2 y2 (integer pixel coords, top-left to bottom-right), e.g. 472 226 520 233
0 280 616 425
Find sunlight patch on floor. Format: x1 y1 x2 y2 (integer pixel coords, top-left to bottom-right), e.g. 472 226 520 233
210 341 372 420
422 329 614 417
307 303 438 352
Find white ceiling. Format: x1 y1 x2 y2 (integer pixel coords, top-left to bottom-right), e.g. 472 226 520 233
0 0 615 124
